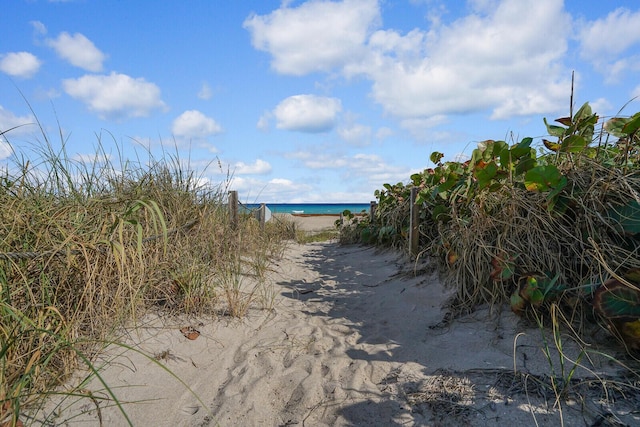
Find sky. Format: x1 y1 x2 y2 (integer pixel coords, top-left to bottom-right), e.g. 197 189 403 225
1 0 640 203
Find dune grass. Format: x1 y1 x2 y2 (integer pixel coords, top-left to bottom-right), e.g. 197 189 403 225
0 125 296 425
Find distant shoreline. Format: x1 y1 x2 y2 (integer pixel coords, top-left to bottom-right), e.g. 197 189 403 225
244 203 370 215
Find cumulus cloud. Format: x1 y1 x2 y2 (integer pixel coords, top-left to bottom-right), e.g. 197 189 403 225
337 123 371 146
246 0 572 121
579 8 640 60
273 94 342 132
62 72 166 120
0 52 42 78
364 0 571 119
578 8 640 82
46 31 106 71
288 149 413 189
0 105 35 135
172 110 223 139
244 0 380 75
230 176 313 201
234 159 272 175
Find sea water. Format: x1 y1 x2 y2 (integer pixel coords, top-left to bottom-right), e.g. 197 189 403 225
243 203 370 215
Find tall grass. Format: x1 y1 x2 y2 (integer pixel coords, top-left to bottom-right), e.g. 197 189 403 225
0 124 295 425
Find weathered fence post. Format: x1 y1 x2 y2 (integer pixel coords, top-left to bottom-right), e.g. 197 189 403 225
370 201 377 221
257 203 266 229
409 187 419 257
228 190 238 229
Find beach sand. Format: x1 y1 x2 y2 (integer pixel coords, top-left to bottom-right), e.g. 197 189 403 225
275 213 341 232
33 216 638 426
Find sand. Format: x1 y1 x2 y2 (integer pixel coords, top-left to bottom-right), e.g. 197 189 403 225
277 213 342 232
31 217 639 426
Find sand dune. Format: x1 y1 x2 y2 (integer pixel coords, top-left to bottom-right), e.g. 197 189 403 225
33 240 637 426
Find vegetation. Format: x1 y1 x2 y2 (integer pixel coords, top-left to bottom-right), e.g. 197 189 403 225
0 126 296 425
341 100 640 355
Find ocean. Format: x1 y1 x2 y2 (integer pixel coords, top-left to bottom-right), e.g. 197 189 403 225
243 203 371 215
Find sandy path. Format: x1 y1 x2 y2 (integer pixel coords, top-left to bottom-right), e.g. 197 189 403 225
34 242 638 426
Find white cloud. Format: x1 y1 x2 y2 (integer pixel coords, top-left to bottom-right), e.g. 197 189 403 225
0 106 35 135
0 138 11 161
0 106 35 160
229 176 313 201
337 122 371 146
257 111 271 131
63 72 166 120
172 110 223 139
400 115 447 135
578 8 640 82
273 94 342 132
198 82 213 100
0 52 41 78
579 8 640 60
234 159 272 175
364 0 571 119
46 31 106 71
589 98 613 116
30 20 47 36
71 153 112 164
375 127 393 140
287 149 410 184
244 0 380 75
247 0 572 121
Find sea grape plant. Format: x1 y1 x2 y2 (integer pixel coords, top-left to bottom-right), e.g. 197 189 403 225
343 101 640 350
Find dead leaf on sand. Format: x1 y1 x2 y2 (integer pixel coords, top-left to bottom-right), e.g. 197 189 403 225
180 326 200 340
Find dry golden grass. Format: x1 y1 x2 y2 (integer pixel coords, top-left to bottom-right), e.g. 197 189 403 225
0 133 296 425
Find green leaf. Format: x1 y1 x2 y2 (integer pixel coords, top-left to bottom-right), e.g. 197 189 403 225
510 291 526 315
622 112 640 135
529 289 545 307
514 157 536 175
524 165 563 192
574 102 593 122
474 161 499 190
437 173 459 193
510 137 533 159
430 151 444 164
593 280 640 320
432 204 451 222
604 117 630 138
547 175 568 199
608 199 640 235
560 135 587 153
544 117 566 137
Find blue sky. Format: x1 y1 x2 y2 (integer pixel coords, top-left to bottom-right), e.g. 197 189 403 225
1 0 639 203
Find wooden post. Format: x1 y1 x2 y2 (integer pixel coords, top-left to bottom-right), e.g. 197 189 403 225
228 190 238 229
409 187 419 257
258 203 266 229
370 201 377 222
